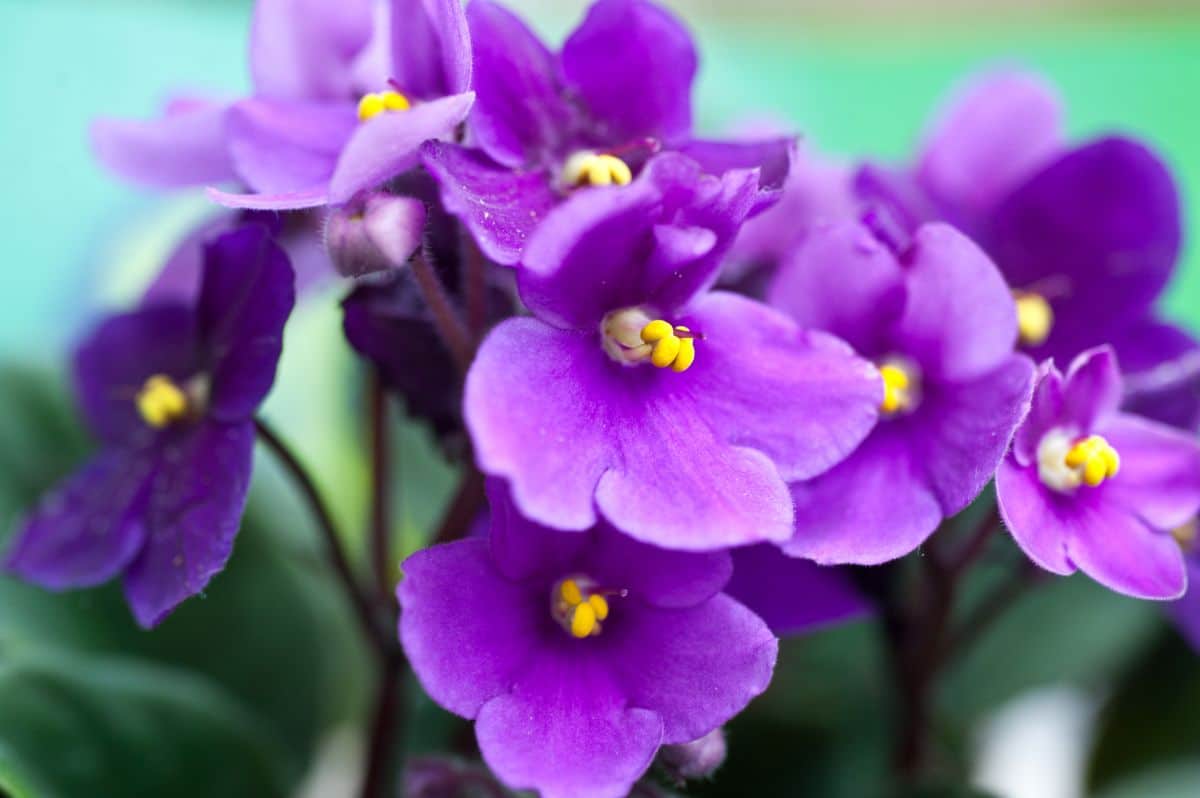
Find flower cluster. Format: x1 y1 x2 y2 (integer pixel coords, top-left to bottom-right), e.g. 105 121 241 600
10 1 1200 796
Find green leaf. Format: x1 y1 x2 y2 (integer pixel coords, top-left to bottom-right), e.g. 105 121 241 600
1094 762 1200 798
0 650 291 798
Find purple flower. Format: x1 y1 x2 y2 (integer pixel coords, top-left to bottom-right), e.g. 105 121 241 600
769 221 1034 564
464 153 881 550
996 347 1200 600
421 0 792 266
398 484 777 798
93 0 474 209
4 226 295 627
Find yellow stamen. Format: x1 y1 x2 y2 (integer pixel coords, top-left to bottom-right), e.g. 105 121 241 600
672 336 696 373
559 578 583 607
563 152 634 188
588 594 609 621
570 601 597 638
357 90 411 122
879 364 912 414
1064 435 1120 488
639 320 695 372
136 374 189 428
1015 292 1054 347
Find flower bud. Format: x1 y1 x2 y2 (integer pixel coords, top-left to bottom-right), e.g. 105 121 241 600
325 193 426 277
658 727 727 782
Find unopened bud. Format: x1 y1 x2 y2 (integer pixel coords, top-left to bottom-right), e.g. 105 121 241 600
325 193 426 277
659 727 727 782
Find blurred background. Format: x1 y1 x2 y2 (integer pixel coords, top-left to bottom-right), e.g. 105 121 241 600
1 1 1199 797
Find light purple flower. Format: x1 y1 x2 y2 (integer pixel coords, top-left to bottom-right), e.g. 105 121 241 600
770 221 1034 565
398 484 777 798
997 347 1200 600
4 226 295 627
421 0 792 265
93 0 474 209
464 153 881 550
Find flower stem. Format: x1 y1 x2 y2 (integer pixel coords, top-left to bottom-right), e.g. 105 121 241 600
410 250 474 374
360 650 407 798
433 462 487 546
461 232 488 338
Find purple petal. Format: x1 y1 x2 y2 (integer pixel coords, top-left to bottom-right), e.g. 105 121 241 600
399 539 546 718
1097 412 1200 531
421 141 559 266
918 70 1064 221
725 544 870 635
207 185 331 210
1061 346 1123 433
91 101 236 188
390 0 473 98
995 458 1075 575
1170 557 1200 650
4 450 154 589
328 91 475 205
1012 360 1065 467
226 98 356 194
122 421 255 627
197 226 296 421
893 223 1019 382
560 0 697 148
466 0 577 168
984 137 1181 362
73 305 200 446
486 480 590 581
1114 318 1200 431
677 136 795 204
476 648 663 798
249 0 375 100
768 220 906 356
607 594 776 744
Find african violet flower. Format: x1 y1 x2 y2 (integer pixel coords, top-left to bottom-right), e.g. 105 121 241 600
997 347 1200 600
4 226 295 627
94 0 474 209
464 152 881 550
399 484 777 798
770 221 1034 564
421 0 792 265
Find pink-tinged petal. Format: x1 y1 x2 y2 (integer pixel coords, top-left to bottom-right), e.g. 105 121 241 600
1012 360 1064 467
683 292 883 482
207 185 331 210
1097 412 1200 531
421 141 559 266
475 649 663 798
91 102 236 188
122 421 255 627
893 223 1019 382
328 91 475 204
786 427 942 566
769 220 906 356
227 98 357 194
918 70 1064 220
1064 502 1187 601
390 0 473 98
726 544 869 636
560 0 697 147
1061 346 1123 433
466 0 576 168
249 0 375 100
4 450 154 589
996 457 1075 575
399 539 544 718
608 595 777 744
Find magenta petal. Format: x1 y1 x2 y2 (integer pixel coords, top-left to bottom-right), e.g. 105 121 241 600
1060 346 1124 432
1012 361 1064 467
476 649 663 798
1064 500 1186 601
4 450 154 589
399 539 544 718
122 421 255 627
390 0 473 98
421 141 559 266
609 595 776 744
560 0 697 147
996 458 1075 575
1097 412 1200 531
207 185 331 210
227 98 357 194
91 102 236 188
918 70 1064 220
725 544 869 636
328 91 475 204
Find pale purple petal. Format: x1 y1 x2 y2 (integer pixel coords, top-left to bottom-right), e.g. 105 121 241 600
1064 497 1186 600
1097 412 1200 531
328 91 475 204
560 0 697 147
249 0 375 100
1060 346 1123 433
1012 360 1064 467
227 98 357 194
725 544 870 635
677 136 794 205
390 0 473 98
996 458 1075 575
91 101 236 188
207 185 331 210
122 421 255 627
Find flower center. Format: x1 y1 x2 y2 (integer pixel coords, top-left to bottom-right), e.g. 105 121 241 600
601 308 696 373
357 89 411 122
136 374 191 428
1014 291 1053 347
561 151 633 188
550 575 624 639
1037 429 1121 492
878 359 920 416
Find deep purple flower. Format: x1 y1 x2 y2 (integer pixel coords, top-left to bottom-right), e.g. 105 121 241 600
1171 544 1200 648
770 221 1034 564
93 0 474 209
398 484 777 798
421 0 792 266
4 226 295 627
464 153 881 550
996 347 1200 600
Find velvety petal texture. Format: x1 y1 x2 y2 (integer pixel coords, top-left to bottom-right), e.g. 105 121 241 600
226 99 356 194
91 101 237 188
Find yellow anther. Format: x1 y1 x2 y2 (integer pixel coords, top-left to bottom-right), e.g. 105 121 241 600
879 364 912 414
672 336 696 373
588 594 609 621
650 335 682 368
637 320 696 373
1064 435 1120 488
1015 292 1054 347
136 374 189 428
559 578 583 607
640 319 674 342
357 90 411 122
570 601 597 638
563 152 634 188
